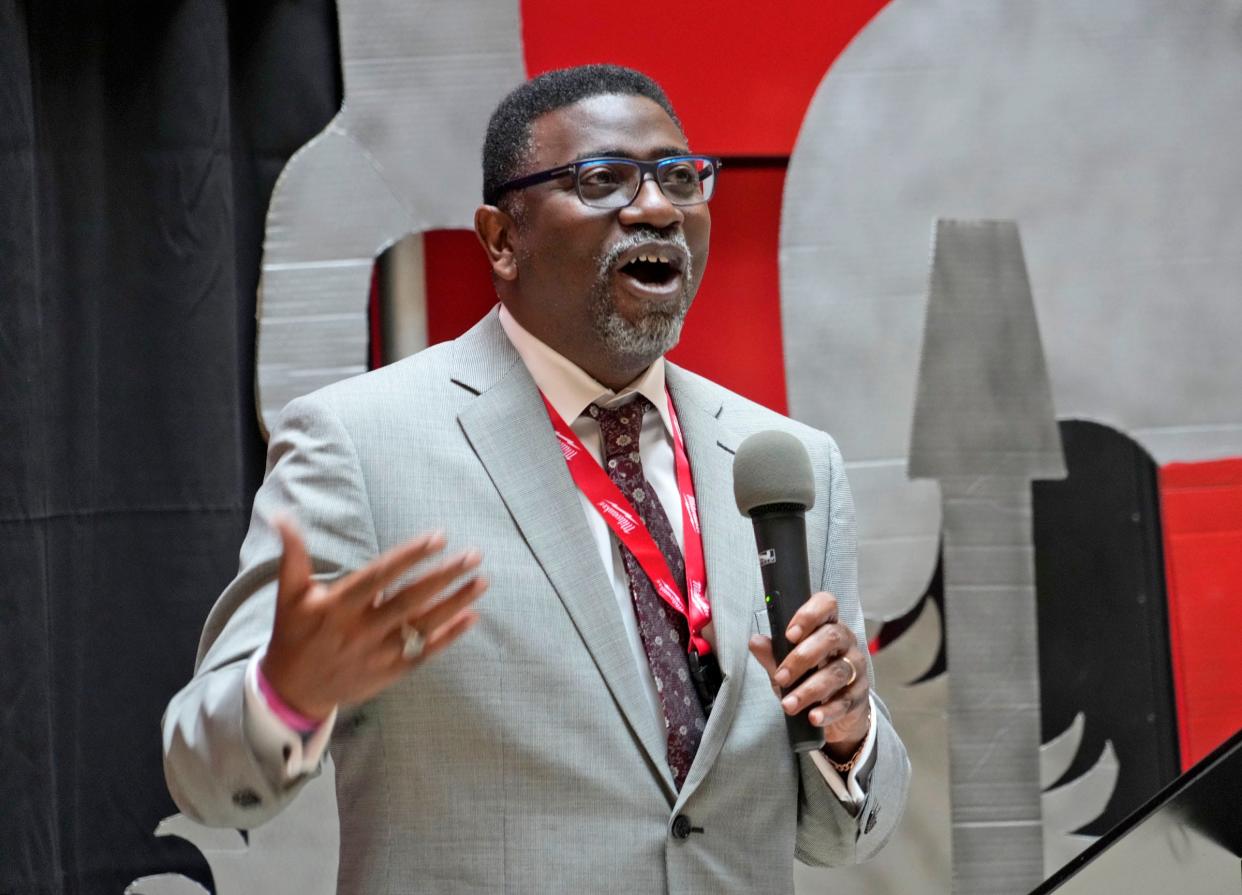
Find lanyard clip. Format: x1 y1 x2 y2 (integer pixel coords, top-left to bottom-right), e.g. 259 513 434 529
686 648 723 716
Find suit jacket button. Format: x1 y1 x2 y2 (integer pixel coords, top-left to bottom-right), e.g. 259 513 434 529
671 814 692 840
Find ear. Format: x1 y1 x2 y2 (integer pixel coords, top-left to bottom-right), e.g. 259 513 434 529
474 205 519 282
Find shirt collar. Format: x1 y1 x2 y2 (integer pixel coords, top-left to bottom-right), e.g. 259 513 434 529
498 304 671 433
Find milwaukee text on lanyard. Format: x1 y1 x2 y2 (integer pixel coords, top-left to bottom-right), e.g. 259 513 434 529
542 391 713 657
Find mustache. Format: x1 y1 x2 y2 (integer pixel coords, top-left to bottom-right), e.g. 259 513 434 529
596 229 693 277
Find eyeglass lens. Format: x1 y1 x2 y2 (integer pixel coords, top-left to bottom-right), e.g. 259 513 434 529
576 158 716 208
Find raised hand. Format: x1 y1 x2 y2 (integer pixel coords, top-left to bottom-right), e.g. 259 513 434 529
259 515 488 721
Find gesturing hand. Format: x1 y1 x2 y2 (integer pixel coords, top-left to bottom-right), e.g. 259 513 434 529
260 515 488 722
748 591 871 763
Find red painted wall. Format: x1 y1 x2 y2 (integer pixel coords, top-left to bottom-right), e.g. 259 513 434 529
1160 458 1242 769
424 229 497 347
521 0 891 156
665 165 787 413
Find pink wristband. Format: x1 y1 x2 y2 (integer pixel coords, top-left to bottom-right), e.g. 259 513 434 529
256 662 322 735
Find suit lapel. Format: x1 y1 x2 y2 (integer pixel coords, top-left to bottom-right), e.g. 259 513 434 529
452 313 676 796
665 367 761 803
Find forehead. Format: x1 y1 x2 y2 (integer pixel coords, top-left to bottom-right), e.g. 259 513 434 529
528 94 688 167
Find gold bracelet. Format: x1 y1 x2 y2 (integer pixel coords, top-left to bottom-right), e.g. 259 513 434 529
823 737 867 774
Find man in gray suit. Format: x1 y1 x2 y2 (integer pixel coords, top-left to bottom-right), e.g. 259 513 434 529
164 65 910 893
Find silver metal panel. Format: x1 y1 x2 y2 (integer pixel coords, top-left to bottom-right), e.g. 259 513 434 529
905 222 1065 893
257 264 371 431
379 233 429 364
951 820 1046 895
256 0 525 433
909 221 1064 480
855 467 943 624
781 0 1242 622
255 126 412 433
261 127 412 262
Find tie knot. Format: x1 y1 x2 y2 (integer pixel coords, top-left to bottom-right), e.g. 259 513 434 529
589 395 652 459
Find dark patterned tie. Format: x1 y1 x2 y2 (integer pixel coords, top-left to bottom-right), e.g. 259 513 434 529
589 395 706 789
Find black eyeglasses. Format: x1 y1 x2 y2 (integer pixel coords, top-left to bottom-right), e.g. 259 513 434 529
486 155 722 209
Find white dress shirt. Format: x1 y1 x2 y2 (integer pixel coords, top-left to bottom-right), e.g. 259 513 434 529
245 305 874 807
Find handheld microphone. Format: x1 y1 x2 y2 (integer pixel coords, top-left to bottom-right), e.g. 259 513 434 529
733 430 822 753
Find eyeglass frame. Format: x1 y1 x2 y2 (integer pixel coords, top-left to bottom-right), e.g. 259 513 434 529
484 154 723 209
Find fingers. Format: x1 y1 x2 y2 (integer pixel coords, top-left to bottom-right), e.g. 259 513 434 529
778 651 865 719
375 550 484 625
775 619 853 689
784 591 838 644
413 574 488 629
274 514 313 609
811 678 870 730
264 522 487 714
746 590 871 740
747 634 777 678
335 531 448 608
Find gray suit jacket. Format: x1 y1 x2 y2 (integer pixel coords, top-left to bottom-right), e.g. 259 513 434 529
163 309 910 893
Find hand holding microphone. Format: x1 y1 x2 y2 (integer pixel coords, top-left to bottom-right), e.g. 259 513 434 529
733 431 871 763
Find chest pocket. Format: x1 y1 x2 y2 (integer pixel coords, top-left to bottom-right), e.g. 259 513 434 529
752 603 772 637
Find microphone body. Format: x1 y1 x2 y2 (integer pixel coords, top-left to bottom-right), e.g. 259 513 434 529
733 430 822 754
751 504 822 752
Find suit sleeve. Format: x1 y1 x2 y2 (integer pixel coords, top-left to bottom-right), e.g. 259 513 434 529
794 434 912 866
161 393 379 828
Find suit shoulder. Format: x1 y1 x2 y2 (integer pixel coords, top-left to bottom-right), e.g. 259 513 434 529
670 364 842 457
277 341 459 430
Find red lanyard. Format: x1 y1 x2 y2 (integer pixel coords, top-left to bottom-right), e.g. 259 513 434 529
542 390 713 657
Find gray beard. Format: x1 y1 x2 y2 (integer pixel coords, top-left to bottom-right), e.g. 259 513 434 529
588 232 695 365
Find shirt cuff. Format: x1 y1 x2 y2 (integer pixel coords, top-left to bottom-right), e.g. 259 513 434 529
807 694 879 810
243 649 337 780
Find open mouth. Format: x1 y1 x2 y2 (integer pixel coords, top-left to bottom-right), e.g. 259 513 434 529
615 246 687 293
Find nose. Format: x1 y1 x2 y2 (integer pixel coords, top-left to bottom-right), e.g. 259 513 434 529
618 173 684 230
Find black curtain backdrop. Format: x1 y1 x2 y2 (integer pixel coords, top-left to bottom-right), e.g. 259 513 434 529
0 2 340 891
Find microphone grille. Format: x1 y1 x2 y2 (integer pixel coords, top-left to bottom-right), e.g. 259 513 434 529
732 430 816 516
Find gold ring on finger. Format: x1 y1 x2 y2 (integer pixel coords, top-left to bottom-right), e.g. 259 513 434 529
841 655 858 687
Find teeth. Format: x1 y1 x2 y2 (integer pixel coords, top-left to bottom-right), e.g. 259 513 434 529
635 253 671 264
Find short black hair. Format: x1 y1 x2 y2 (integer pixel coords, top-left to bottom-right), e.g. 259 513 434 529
482 64 683 206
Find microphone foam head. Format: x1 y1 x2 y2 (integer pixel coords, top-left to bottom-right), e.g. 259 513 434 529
732 430 816 516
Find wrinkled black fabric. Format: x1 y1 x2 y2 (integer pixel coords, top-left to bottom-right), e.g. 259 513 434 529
0 2 340 891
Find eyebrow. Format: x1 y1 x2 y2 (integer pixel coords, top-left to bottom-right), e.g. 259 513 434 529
567 146 692 164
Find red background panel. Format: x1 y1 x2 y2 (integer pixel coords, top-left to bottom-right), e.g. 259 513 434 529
665 165 787 413
424 229 498 346
1159 457 1242 769
520 0 891 156
417 166 787 412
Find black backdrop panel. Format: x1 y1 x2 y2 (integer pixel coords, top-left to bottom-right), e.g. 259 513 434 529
0 2 341 892
1033 420 1180 836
